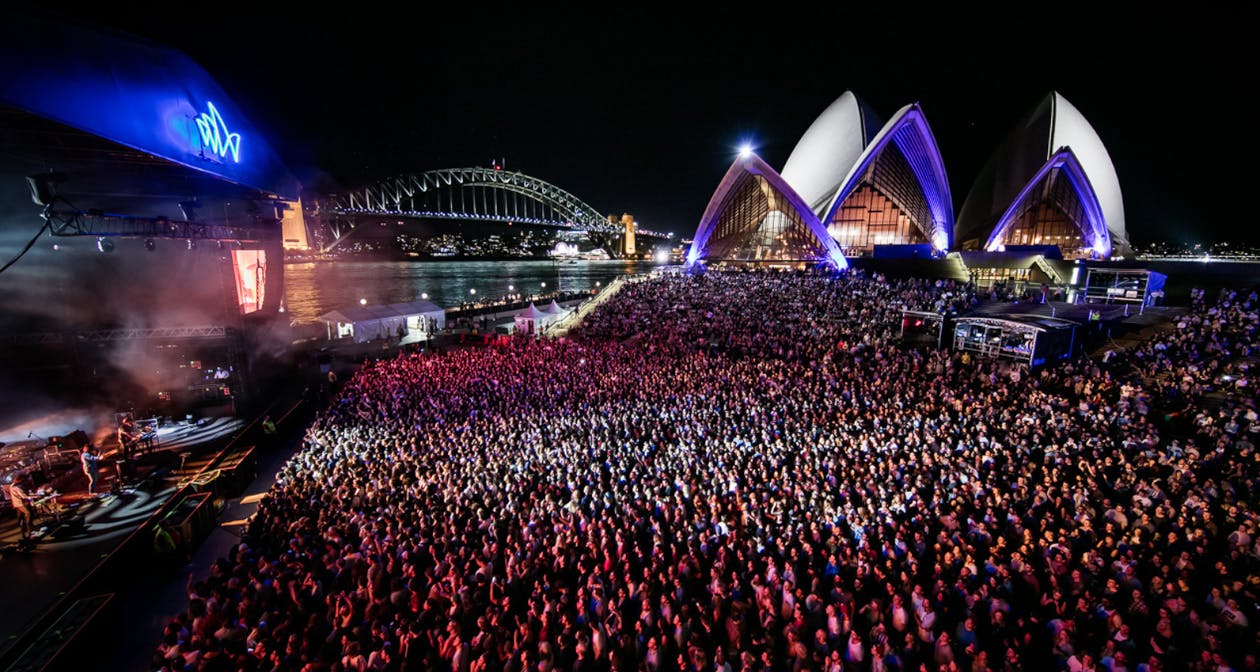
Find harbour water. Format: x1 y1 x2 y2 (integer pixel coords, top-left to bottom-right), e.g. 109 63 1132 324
283 259 667 325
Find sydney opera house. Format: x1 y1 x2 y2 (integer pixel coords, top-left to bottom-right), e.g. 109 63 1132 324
687 91 1128 268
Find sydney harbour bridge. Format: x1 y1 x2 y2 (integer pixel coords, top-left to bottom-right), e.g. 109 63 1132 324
310 167 672 253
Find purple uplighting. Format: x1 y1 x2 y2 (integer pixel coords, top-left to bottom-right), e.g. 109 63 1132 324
984 148 1110 257
820 105 954 251
689 152 848 269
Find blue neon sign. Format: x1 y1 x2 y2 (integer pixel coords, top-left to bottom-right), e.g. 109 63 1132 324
195 101 241 163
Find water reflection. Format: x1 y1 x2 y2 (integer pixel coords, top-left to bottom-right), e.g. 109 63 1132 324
284 259 660 324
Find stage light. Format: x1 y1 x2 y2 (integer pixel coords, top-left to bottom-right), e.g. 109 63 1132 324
421 292 429 300
144 238 156 252
96 237 114 253
738 144 753 159
470 288 477 295
359 298 367 305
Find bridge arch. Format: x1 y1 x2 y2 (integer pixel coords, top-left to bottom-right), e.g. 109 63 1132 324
329 168 617 232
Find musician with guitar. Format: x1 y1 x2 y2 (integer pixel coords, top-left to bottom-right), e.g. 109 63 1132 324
8 475 34 546
81 444 102 495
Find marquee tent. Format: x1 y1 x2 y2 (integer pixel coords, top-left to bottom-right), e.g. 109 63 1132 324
319 299 446 343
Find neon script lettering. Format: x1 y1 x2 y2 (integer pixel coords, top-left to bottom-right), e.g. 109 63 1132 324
195 102 241 163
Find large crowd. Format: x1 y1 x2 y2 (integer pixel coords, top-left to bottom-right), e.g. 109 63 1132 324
154 270 1259 672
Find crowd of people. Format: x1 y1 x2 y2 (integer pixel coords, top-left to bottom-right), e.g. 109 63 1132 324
153 269 1259 672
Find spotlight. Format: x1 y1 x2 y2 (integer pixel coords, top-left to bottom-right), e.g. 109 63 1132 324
738 144 753 159
144 238 156 252
96 237 114 253
26 172 66 207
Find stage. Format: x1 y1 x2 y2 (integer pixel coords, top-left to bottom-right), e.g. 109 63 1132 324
0 414 244 648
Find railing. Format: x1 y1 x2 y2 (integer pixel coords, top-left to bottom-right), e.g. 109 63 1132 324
547 277 631 338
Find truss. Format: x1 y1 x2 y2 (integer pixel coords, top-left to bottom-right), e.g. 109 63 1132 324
41 208 279 241
2 326 230 345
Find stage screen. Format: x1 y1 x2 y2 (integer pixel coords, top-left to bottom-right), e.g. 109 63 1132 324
231 249 267 314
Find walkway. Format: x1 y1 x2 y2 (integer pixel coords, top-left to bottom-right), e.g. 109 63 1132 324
549 277 631 338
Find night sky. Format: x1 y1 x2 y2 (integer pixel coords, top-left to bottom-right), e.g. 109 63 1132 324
28 4 1244 245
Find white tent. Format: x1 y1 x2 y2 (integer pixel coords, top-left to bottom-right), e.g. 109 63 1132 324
544 300 571 317
319 299 446 343
514 302 554 336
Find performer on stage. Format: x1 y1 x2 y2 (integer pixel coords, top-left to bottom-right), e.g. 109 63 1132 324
81 444 102 495
9 475 34 546
117 416 139 460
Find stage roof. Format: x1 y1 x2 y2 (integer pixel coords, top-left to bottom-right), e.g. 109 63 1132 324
0 14 297 200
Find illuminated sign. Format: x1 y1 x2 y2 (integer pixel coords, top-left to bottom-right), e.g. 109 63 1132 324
195 101 241 163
